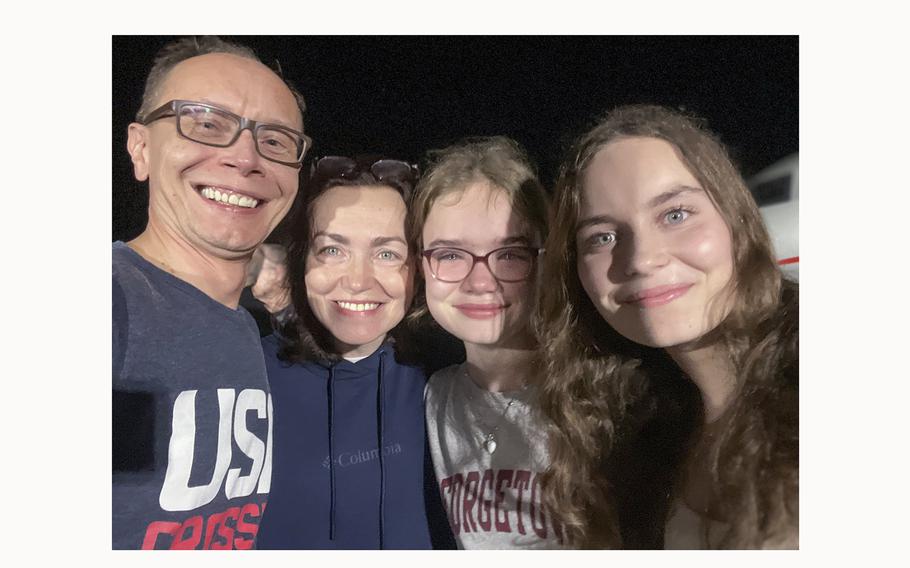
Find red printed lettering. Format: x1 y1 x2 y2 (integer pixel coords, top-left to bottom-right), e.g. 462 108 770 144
204 507 240 549
448 474 463 534
139 501 265 549
438 469 555 541
512 470 531 535
477 469 494 531
234 503 260 549
462 471 481 533
172 515 204 549
494 469 514 532
141 521 182 550
530 473 548 539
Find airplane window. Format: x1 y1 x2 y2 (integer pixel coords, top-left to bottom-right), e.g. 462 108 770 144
750 174 791 206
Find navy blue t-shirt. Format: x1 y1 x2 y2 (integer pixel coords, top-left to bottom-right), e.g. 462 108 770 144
112 242 273 549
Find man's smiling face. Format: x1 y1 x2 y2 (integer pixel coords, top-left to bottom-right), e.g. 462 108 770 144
127 52 303 261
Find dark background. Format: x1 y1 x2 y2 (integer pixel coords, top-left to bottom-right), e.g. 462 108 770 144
112 35 798 242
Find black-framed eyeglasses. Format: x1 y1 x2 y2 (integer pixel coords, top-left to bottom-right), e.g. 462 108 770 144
310 155 419 193
141 99 312 168
421 246 544 283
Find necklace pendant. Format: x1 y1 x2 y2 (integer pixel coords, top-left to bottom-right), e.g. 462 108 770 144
483 435 497 454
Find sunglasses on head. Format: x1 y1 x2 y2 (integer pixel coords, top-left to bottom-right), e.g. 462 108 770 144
309 156 419 192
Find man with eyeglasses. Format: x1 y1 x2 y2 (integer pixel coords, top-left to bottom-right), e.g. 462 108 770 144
113 36 310 549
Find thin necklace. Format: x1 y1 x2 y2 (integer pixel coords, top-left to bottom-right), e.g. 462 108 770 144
463 368 524 455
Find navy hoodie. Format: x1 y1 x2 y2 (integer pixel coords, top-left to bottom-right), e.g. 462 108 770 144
256 335 449 549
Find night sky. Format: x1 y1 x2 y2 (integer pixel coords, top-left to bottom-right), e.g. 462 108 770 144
112 35 798 241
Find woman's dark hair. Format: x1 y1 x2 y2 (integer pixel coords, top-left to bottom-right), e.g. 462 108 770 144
275 157 414 363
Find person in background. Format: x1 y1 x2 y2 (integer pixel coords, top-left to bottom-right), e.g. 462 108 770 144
240 242 294 335
113 36 311 550
408 137 563 549
255 156 452 549
538 104 798 549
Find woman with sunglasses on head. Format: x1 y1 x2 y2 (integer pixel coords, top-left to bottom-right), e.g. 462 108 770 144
538 105 798 549
254 156 452 549
408 137 563 549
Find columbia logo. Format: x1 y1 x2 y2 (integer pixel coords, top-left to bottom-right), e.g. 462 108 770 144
321 443 403 469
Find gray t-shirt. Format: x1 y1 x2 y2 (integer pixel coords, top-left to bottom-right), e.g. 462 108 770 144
424 363 563 549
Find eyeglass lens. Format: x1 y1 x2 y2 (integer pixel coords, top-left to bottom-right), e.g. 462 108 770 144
177 104 303 163
428 247 535 282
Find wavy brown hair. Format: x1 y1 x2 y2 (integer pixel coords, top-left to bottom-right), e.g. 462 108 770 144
537 105 798 548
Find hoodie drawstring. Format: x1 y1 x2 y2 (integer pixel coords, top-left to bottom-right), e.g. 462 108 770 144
329 365 337 541
378 352 386 550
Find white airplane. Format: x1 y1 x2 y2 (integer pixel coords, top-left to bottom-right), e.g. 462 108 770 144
749 153 798 281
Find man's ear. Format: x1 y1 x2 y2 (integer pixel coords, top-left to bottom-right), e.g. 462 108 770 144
127 123 150 182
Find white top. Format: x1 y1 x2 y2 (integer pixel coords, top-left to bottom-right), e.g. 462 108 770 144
424 363 563 549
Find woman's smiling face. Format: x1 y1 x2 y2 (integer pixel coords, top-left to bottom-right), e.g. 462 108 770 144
304 184 413 358
575 136 735 349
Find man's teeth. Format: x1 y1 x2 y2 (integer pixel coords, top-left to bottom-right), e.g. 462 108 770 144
200 187 259 208
337 301 380 312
